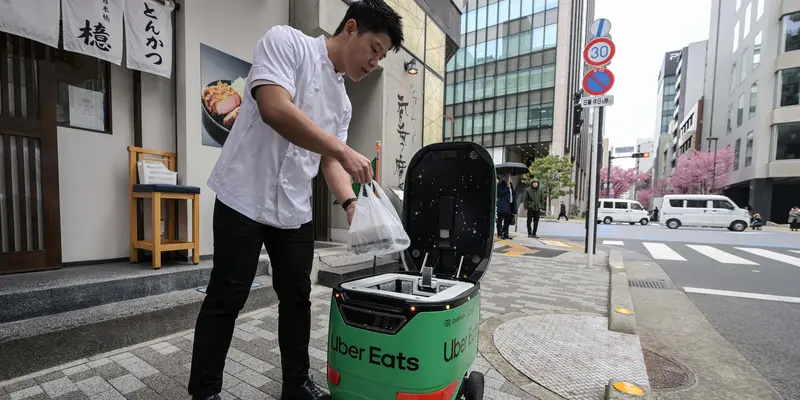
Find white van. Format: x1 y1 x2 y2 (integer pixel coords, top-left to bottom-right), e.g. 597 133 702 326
660 194 750 231
597 199 650 225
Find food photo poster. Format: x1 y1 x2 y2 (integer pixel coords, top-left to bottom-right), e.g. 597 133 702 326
200 43 251 148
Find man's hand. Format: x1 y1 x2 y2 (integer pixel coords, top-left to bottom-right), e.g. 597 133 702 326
337 146 373 184
346 201 357 225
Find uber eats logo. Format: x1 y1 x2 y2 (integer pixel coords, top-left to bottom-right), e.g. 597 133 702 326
331 336 420 371
443 324 478 362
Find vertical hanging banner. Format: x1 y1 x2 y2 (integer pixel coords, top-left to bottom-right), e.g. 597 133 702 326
62 0 125 66
0 0 61 48
125 0 174 78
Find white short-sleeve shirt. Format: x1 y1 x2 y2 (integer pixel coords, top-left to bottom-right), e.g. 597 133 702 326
207 25 352 229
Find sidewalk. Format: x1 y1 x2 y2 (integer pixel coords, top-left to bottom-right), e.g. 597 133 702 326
0 237 647 400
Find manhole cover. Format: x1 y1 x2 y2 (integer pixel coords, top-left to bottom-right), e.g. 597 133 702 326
643 349 695 390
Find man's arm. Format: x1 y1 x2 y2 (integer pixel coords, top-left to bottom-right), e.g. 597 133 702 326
322 156 355 205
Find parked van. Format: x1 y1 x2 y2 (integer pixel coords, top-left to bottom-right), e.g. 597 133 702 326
597 199 650 225
660 194 749 231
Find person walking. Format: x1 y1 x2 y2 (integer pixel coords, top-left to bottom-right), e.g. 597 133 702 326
496 176 514 240
789 206 800 232
524 178 544 238
188 2 404 399
557 201 568 221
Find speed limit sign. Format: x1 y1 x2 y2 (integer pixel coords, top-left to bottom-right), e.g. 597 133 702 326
583 37 615 68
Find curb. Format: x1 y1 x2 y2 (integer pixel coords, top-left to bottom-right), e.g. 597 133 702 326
607 250 637 335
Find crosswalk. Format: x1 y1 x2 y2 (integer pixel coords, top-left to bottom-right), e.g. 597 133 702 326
603 240 800 267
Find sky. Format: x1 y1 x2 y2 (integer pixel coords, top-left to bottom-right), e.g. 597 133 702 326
593 0 712 167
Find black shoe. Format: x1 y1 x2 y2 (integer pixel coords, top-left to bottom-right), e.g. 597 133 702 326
192 395 220 400
281 378 330 400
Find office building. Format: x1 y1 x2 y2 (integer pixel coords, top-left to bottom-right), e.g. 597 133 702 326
443 0 596 214
652 50 681 182
668 41 708 167
702 0 800 222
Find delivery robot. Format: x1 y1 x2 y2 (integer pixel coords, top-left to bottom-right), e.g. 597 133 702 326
327 141 496 400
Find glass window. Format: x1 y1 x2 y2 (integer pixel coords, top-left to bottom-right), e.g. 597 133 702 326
473 114 484 134
776 122 800 160
477 6 487 31
614 202 628 209
504 108 516 131
55 50 111 133
519 31 532 55
465 80 474 102
534 0 545 13
518 69 530 92
486 40 497 62
485 76 495 98
734 138 741 170
494 110 505 132
757 0 764 20
522 0 533 16
445 84 454 105
532 26 544 51
542 65 555 87
686 200 707 208
496 74 507 96
516 106 527 129
487 3 498 26
631 202 644 210
737 94 745 126
784 12 800 52
474 78 485 100
466 9 477 32
483 113 494 133
603 201 613 208
727 105 733 133
540 103 553 126
454 117 463 136
740 49 747 82
749 81 757 118
510 0 521 20
527 104 540 127
745 130 754 167
507 34 520 59
546 0 558 10
530 66 542 90
464 115 473 136
780 67 800 107
544 24 557 48
506 71 517 95
733 21 740 53
669 199 683 207
744 2 751 37
753 31 761 69
498 1 510 25
713 200 735 210
455 82 464 103
730 63 737 93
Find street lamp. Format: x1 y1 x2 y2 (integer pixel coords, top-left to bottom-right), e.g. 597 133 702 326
706 137 719 193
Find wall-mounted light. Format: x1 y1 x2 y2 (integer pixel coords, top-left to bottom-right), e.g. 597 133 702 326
404 59 418 75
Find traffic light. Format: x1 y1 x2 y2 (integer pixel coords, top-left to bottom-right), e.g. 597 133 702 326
572 92 583 135
631 152 650 158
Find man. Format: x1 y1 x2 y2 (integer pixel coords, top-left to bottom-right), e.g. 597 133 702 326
525 179 544 238
188 2 403 400
558 201 568 221
495 176 516 240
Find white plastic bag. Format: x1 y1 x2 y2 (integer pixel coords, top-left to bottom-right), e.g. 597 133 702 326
347 180 411 256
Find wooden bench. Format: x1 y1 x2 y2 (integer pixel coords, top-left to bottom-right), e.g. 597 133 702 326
128 146 200 268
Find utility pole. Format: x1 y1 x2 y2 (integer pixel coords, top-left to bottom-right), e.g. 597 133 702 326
706 137 719 193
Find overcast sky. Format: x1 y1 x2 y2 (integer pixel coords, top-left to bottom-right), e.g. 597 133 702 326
593 0 712 166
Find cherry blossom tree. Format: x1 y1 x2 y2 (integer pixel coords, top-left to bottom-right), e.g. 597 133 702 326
669 147 734 194
636 177 670 209
599 166 649 198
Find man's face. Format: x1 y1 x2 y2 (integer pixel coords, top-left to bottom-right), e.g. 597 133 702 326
532 182 539 189
340 20 391 82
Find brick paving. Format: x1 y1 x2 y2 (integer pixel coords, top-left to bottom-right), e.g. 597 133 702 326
0 240 612 400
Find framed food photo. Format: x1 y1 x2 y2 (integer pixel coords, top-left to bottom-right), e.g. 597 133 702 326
200 43 252 148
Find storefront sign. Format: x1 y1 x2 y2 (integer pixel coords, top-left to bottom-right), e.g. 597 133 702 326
0 0 61 48
62 0 125 65
125 0 174 78
68 85 106 131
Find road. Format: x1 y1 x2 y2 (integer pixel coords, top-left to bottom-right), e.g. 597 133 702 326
529 220 800 399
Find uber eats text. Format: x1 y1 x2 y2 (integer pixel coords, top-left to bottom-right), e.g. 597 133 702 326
443 324 478 362
331 336 420 371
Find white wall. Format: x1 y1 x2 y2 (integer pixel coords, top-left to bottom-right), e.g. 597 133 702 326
175 0 290 256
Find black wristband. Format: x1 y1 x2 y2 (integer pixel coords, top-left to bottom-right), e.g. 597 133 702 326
342 198 357 210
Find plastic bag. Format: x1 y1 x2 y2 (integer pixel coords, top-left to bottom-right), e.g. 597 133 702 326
347 180 411 256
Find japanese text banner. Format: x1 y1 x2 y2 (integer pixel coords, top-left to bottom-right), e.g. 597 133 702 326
0 0 61 48
62 0 125 65
125 0 174 78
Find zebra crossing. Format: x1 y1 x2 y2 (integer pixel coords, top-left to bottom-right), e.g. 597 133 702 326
603 240 800 267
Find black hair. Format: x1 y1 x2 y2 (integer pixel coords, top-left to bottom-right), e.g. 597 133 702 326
334 0 404 52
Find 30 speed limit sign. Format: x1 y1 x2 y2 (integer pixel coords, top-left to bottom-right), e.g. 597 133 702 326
583 37 615 68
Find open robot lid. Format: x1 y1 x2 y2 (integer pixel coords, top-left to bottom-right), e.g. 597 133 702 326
399 142 497 283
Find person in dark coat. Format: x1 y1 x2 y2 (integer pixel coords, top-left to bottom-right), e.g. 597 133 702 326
524 178 545 238
496 176 515 239
558 201 569 220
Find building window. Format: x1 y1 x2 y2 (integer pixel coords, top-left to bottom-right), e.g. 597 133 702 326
733 21 740 53
740 48 747 82
734 138 741 170
745 131 754 167
727 104 733 133
783 12 800 52
744 2 751 37
730 63 737 93
749 81 757 118
753 31 761 70
737 94 745 126
775 122 800 159
54 50 111 133
757 0 764 20
780 67 800 107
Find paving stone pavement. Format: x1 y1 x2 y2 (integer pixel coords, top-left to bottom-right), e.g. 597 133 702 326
0 242 610 400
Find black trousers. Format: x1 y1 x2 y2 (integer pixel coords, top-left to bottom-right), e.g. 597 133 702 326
496 212 511 237
527 209 540 235
188 198 315 397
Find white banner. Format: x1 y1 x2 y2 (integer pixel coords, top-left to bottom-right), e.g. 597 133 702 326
125 0 174 78
62 0 125 65
0 0 61 48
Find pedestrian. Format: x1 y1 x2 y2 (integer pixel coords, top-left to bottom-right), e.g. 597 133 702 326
496 176 514 240
188 2 404 399
557 201 569 221
789 206 800 232
525 178 544 238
